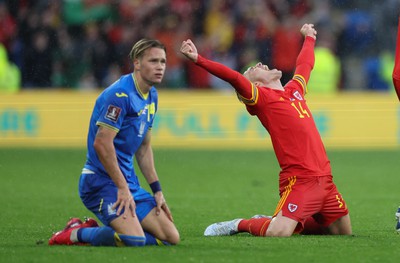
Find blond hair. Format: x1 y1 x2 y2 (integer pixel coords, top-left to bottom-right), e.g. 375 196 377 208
129 39 166 61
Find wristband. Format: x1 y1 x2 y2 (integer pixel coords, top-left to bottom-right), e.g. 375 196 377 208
150 181 162 194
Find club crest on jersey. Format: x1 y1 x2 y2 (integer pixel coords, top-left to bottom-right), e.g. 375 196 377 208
288 203 298 212
105 105 121 122
292 90 303 101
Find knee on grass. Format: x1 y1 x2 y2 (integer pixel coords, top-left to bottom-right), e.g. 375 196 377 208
265 228 293 237
155 229 180 245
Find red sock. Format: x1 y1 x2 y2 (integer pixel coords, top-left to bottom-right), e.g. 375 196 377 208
238 218 271 236
393 16 400 100
300 217 328 235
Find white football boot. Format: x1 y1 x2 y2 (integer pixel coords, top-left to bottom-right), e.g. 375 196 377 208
204 219 242 236
395 207 400 232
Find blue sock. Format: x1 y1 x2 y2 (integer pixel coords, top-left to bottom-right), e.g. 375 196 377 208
77 227 146 247
78 227 116 246
118 234 145 247
144 231 171 246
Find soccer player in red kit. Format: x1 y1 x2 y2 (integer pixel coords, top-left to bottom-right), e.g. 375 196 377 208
393 16 400 100
393 17 400 231
180 24 352 237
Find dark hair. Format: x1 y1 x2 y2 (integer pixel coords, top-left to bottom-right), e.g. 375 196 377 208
129 39 166 60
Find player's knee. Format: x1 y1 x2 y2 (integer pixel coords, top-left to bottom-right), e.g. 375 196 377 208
265 228 293 237
163 229 180 245
155 223 180 245
329 224 352 235
265 215 296 237
340 228 352 235
328 214 352 235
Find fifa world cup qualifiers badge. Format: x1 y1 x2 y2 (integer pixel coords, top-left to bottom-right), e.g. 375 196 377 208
105 105 122 122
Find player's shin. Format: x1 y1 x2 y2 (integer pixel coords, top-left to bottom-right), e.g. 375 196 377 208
238 218 272 236
77 226 146 246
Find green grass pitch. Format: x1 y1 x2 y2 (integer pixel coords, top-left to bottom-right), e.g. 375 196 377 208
0 148 399 262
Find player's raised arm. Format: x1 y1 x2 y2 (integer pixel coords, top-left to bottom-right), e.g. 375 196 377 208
180 39 254 99
293 24 317 88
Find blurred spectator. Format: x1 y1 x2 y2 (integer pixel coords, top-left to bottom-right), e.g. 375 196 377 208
336 10 375 91
22 30 53 88
0 43 20 93
0 0 20 68
80 22 114 88
108 23 138 74
363 56 390 91
232 0 276 71
203 1 236 90
63 0 114 26
380 50 395 92
337 11 375 57
153 12 190 88
204 1 235 53
53 26 85 88
271 17 303 85
209 50 237 90
238 47 258 74
103 62 122 87
183 35 211 88
369 0 399 93
307 31 341 93
0 1 17 50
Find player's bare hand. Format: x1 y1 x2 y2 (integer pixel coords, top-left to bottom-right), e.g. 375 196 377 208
180 39 198 63
154 191 174 222
300 24 317 40
112 187 136 219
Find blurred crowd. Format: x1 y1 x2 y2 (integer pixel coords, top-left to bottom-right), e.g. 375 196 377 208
0 0 399 92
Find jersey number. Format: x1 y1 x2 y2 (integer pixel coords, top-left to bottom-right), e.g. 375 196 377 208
291 102 310 118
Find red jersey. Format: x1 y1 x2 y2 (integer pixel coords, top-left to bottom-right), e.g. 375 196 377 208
196 36 331 179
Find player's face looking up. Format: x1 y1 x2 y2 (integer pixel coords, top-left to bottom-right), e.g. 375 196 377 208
243 62 282 86
134 47 167 85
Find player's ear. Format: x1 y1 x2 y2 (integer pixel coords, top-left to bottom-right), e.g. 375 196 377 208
133 59 140 71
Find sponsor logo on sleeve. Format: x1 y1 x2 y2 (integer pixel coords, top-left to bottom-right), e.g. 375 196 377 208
105 105 121 122
115 92 128 98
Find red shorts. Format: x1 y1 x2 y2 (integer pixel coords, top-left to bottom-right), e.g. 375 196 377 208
273 175 349 233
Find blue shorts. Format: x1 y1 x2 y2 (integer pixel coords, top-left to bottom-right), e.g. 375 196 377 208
78 172 156 226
